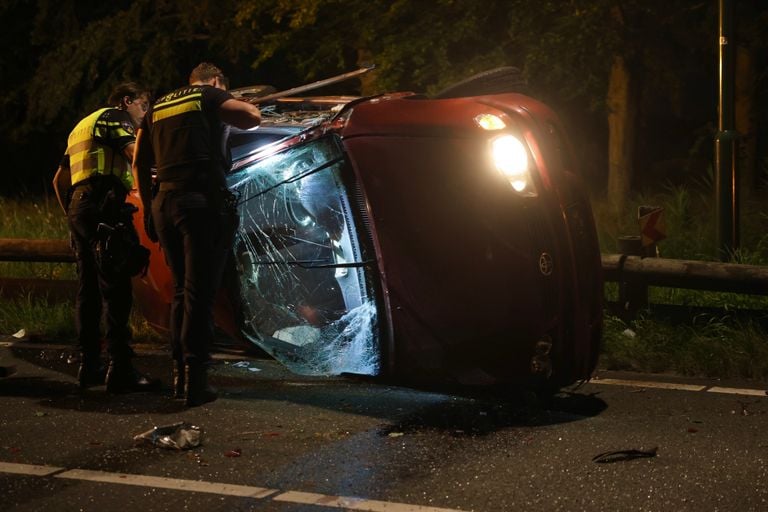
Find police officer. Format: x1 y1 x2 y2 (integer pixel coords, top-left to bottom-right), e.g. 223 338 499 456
133 63 261 406
53 82 160 393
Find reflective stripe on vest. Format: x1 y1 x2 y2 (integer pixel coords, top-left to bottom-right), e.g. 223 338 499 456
66 108 134 190
152 92 203 123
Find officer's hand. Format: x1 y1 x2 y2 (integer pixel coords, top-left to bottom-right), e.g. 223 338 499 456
144 212 158 243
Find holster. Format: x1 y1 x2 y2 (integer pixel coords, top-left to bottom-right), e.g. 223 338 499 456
95 205 150 278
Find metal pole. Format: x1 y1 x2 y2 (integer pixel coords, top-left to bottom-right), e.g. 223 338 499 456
715 0 739 260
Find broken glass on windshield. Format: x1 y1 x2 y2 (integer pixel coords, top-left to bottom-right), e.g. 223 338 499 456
227 135 380 376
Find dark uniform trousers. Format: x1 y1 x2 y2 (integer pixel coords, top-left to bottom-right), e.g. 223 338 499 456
67 179 133 361
152 186 237 365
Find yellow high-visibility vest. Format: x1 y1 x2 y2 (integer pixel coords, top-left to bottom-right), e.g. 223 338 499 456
66 108 134 190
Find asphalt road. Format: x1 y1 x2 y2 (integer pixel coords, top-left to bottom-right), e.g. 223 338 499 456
1 338 767 512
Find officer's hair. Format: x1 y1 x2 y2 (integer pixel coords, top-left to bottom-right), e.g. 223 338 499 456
189 62 226 85
107 82 149 108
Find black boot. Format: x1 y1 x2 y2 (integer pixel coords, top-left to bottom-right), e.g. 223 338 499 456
105 359 161 394
78 355 107 389
172 359 186 399
185 361 217 407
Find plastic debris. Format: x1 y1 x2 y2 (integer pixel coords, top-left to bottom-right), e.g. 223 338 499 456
737 401 751 416
229 361 262 372
12 329 26 339
133 422 203 450
224 448 242 457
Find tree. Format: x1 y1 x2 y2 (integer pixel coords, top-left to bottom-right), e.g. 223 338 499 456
0 0 268 195
733 1 768 196
231 0 515 93
505 1 717 215
2 0 766 207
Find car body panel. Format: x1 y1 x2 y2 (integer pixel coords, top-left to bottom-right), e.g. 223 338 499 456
339 93 601 385
129 88 602 389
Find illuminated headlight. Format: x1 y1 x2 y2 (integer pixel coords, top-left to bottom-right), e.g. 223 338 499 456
474 113 506 131
490 134 536 195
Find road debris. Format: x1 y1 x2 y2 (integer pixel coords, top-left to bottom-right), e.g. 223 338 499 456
231 361 262 372
224 448 242 457
188 451 208 466
133 422 203 450
592 446 658 463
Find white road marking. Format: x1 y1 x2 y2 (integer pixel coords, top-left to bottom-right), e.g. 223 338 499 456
592 377 767 397
55 468 277 498
592 378 707 392
0 462 63 476
273 491 467 512
706 386 768 397
0 462 466 511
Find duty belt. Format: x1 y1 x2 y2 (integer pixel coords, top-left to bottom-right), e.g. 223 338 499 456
71 174 126 193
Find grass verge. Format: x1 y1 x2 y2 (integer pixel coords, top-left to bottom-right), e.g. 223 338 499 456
1 196 163 345
595 182 768 381
602 313 768 380
0 295 164 346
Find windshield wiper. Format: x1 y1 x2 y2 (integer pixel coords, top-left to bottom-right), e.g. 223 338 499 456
252 259 374 270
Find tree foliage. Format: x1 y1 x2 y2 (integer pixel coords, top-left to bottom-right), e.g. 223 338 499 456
1 0 766 198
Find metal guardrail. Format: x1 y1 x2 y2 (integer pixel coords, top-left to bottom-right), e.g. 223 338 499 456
0 238 767 298
0 238 74 263
602 253 768 320
0 239 76 301
602 253 768 296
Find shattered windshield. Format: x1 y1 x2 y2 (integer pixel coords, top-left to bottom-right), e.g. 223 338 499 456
227 135 380 376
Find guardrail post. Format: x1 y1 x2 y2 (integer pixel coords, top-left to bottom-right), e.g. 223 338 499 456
617 235 648 321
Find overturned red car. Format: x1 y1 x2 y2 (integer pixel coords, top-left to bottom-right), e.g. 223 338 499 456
128 68 603 390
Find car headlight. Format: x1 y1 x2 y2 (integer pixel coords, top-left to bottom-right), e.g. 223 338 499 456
474 113 506 131
490 134 536 196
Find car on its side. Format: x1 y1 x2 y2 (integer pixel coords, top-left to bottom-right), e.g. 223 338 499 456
128 68 603 390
